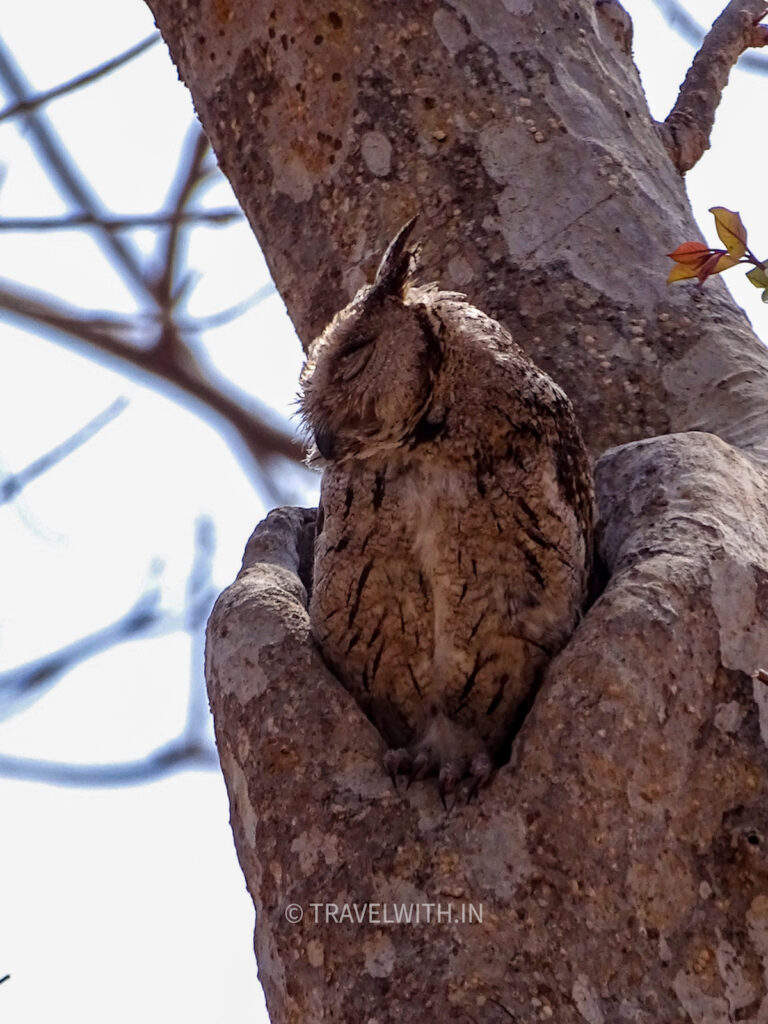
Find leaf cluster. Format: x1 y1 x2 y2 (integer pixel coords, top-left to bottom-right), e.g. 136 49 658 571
668 206 768 302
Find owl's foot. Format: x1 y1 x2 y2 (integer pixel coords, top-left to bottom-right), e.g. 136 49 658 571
383 712 493 805
383 747 413 787
465 752 493 802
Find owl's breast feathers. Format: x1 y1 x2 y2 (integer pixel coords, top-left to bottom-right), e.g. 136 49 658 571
310 318 593 754
304 260 593 769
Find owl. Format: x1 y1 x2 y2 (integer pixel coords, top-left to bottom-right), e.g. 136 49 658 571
300 219 593 800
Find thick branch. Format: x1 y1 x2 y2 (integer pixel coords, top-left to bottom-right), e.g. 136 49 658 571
650 0 768 74
660 0 768 172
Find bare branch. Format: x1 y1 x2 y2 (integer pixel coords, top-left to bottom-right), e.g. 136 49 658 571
0 209 241 232
0 39 150 296
0 522 218 783
0 34 160 123
0 397 128 505
185 517 218 632
153 125 213 308
0 584 169 720
650 0 768 73
183 517 218 742
0 279 303 469
175 282 276 333
659 0 768 173
0 739 218 787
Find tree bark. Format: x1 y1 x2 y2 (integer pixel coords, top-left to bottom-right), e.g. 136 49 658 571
143 0 768 1018
207 435 768 1022
145 0 768 460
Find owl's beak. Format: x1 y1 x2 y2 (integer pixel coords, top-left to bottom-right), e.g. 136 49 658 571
314 426 337 460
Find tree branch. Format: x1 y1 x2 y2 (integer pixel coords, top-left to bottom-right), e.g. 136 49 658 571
659 0 768 173
650 0 768 73
0 520 218 782
0 582 170 721
0 38 151 297
0 397 128 504
0 210 241 232
175 282 275 332
0 740 218 787
182 518 219 742
0 34 160 123
152 125 214 309
0 279 303 470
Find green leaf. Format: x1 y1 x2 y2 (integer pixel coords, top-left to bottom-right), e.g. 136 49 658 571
746 266 768 289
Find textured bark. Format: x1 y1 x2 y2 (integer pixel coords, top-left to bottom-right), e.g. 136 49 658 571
145 0 768 462
140 0 768 1019
207 434 768 1022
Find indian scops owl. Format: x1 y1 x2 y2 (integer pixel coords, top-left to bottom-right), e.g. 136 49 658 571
300 220 594 798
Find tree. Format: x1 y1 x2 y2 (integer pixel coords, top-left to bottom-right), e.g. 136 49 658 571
149 1 768 1020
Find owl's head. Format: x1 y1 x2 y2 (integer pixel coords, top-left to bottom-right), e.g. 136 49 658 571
300 219 442 463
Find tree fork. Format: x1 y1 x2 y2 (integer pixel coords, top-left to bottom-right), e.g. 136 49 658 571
144 1 768 1019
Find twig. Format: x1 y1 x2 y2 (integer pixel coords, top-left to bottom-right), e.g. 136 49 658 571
0 396 128 504
174 283 276 332
153 125 213 308
659 0 768 173
183 518 217 743
0 522 219 784
0 740 218 787
0 210 241 232
0 279 303 469
0 39 150 297
0 584 170 719
185 517 218 634
0 34 159 123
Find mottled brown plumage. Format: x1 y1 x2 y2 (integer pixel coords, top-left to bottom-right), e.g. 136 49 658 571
300 221 593 797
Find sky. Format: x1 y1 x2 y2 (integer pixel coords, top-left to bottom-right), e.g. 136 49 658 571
0 2 765 1021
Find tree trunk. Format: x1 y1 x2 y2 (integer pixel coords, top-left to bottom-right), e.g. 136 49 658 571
145 0 768 1019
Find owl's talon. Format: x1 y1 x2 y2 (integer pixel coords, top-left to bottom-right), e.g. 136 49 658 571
383 748 413 787
409 750 432 785
466 753 493 802
438 758 467 810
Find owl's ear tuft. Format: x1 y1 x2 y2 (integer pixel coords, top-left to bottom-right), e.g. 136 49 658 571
371 216 419 299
